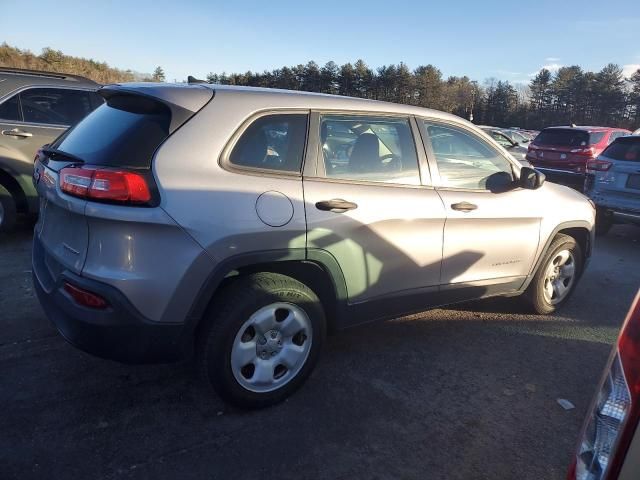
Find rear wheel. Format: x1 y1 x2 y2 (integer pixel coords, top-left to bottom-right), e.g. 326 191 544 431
198 272 326 408
524 234 582 314
0 185 17 233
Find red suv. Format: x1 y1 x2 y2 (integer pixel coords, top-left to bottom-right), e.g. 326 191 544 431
526 126 630 188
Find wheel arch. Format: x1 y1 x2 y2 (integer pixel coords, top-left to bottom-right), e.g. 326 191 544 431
0 167 28 214
521 220 594 292
186 249 348 344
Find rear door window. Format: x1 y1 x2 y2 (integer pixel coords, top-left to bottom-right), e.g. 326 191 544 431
229 114 308 173
0 94 20 122
20 88 95 126
319 114 420 185
601 137 640 162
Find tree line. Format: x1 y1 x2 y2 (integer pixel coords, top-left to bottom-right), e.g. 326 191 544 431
207 60 640 130
0 43 160 84
2 44 639 130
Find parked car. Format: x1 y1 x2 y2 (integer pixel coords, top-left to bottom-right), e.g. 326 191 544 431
0 68 102 231
585 135 640 235
526 126 631 190
501 128 532 145
480 126 531 166
32 83 595 408
567 290 640 480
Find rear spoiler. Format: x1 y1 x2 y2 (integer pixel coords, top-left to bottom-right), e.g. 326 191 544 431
99 83 214 132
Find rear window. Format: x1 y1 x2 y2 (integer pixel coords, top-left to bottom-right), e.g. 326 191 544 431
52 95 171 169
533 129 605 147
601 137 640 162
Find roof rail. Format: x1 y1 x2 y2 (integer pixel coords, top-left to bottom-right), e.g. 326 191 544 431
0 67 97 84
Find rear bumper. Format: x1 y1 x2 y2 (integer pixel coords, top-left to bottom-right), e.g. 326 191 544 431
596 207 640 225
32 235 189 364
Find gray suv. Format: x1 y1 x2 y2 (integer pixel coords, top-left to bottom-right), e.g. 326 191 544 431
0 68 102 231
32 83 595 408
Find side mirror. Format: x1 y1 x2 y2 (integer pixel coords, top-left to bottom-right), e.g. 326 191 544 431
520 167 545 189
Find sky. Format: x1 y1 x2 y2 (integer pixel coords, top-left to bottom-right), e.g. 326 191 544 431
1 0 639 84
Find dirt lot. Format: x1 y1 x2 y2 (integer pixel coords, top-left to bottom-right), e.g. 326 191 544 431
1 223 639 480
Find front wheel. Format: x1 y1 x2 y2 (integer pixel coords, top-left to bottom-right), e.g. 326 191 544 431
524 234 582 314
198 273 326 408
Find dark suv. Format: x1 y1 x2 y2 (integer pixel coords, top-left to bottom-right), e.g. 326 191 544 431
526 126 630 189
0 68 102 231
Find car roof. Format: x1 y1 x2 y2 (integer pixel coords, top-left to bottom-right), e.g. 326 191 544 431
208 84 466 121
543 125 625 132
0 68 99 98
103 82 473 125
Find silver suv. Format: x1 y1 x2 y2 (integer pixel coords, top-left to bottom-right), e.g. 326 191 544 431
32 83 595 408
0 68 102 231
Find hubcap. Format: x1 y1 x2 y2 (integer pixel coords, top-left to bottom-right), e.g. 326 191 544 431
230 302 312 393
543 249 576 305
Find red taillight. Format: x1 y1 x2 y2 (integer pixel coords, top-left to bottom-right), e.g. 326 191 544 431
574 147 596 157
607 292 640 479
60 166 151 204
568 291 640 480
586 160 612 172
63 282 109 309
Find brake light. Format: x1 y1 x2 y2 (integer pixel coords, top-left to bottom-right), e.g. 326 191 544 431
573 147 596 157
568 291 640 480
60 166 151 204
587 160 612 172
63 282 109 309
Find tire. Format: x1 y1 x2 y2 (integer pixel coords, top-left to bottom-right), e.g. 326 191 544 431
524 233 582 314
197 272 326 409
0 185 17 233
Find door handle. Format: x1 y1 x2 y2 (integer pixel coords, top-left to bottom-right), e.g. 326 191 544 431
315 199 358 213
2 129 33 138
451 201 478 212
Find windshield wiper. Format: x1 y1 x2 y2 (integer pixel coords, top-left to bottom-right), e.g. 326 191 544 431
41 146 85 165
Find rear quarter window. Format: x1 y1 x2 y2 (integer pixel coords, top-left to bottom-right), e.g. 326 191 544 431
228 114 308 173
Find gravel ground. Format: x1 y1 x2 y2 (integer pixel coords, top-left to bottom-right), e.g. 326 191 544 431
1 222 639 480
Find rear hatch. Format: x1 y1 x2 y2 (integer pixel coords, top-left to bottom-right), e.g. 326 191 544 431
33 83 213 281
528 128 606 172
590 136 640 211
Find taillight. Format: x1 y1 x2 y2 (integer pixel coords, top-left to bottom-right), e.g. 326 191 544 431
587 160 612 172
63 282 109 309
568 291 640 480
574 147 597 157
60 166 152 204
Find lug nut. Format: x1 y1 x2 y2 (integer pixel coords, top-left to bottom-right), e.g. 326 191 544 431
258 337 266 345
270 331 278 339
271 351 277 356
